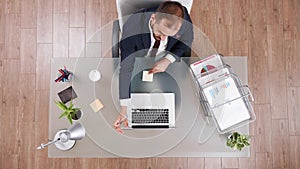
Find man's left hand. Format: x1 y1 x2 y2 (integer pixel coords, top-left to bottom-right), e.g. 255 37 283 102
149 58 171 74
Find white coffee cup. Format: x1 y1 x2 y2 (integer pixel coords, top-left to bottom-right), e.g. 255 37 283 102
89 70 101 82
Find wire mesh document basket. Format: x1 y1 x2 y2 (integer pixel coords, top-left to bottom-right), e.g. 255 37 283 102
190 54 256 134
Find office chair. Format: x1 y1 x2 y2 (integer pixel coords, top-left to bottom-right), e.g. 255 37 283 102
112 0 194 58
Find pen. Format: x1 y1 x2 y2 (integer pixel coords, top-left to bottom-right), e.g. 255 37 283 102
58 69 65 75
115 116 127 127
55 74 64 82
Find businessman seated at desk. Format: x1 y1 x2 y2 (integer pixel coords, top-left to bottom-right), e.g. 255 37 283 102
114 1 194 133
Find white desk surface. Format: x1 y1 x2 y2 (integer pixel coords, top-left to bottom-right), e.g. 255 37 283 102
48 57 250 158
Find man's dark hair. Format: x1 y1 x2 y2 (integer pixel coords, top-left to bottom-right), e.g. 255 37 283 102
155 1 184 29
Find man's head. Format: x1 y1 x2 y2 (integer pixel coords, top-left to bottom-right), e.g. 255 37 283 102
150 1 184 41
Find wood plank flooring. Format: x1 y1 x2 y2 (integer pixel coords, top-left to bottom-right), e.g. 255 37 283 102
1 0 300 168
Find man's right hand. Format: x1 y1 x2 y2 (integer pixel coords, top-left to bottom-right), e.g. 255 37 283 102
113 106 128 134
149 58 171 74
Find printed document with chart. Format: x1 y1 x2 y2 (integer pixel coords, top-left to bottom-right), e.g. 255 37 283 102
203 77 250 130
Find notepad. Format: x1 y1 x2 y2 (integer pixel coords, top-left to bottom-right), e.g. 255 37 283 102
89 99 104 112
142 71 153 82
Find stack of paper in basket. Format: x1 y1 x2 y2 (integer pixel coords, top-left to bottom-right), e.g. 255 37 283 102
190 54 251 132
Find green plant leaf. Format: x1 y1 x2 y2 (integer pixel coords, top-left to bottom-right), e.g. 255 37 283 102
233 144 237 150
67 115 73 124
69 102 73 109
70 112 76 117
59 111 69 118
55 101 68 110
66 109 72 114
69 100 74 107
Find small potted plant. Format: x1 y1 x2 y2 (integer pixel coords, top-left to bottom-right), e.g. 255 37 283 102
55 100 82 124
226 132 250 151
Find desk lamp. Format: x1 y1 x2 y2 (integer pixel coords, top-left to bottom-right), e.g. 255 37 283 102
37 122 86 150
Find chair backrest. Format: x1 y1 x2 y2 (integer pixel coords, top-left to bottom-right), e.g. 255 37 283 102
116 0 193 32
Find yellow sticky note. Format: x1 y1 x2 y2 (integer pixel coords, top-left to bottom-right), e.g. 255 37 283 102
89 99 104 112
142 71 153 82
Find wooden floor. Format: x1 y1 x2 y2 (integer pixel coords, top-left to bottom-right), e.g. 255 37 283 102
1 0 300 168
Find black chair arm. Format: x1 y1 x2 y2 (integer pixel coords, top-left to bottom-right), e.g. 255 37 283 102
112 19 120 58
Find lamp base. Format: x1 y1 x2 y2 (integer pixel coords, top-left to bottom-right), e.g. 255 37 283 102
54 130 76 151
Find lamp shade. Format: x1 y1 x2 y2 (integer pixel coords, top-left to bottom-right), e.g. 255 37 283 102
68 122 86 140
36 122 86 151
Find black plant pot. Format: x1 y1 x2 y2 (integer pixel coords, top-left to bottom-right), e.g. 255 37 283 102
72 110 82 121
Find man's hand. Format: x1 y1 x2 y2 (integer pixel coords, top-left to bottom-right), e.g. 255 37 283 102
113 106 128 134
149 58 171 74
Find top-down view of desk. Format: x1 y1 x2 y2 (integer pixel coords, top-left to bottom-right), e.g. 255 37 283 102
49 56 249 158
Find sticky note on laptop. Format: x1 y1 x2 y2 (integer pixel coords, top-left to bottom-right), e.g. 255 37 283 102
142 71 153 82
89 99 104 112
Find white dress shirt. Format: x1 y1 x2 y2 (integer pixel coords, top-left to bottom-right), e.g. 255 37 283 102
146 19 176 62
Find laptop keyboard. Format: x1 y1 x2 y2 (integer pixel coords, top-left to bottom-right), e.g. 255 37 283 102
132 109 169 124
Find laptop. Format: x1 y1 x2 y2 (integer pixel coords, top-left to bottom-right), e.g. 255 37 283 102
126 93 175 128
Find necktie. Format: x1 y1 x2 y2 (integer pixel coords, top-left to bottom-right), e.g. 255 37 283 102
149 39 160 57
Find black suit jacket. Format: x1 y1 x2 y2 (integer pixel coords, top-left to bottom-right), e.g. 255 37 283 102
119 6 194 100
